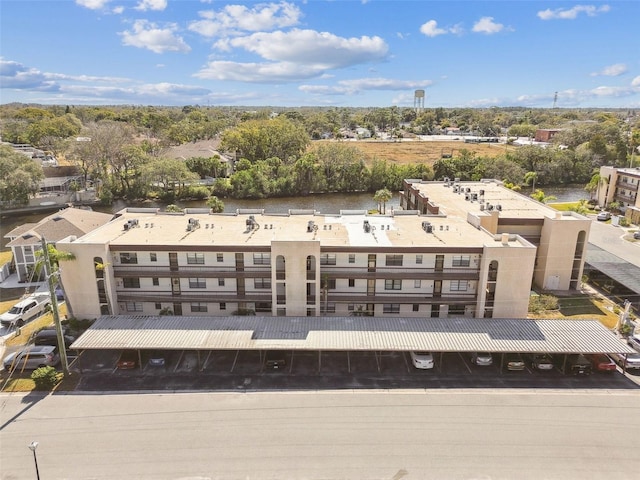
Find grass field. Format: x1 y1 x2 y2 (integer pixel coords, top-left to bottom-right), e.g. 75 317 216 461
327 139 516 165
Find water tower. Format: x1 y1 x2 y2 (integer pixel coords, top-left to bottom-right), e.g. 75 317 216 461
414 89 425 114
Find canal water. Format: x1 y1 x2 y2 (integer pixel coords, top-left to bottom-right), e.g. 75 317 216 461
1 185 588 250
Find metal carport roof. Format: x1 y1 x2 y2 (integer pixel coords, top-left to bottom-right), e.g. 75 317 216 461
586 244 640 297
70 315 636 355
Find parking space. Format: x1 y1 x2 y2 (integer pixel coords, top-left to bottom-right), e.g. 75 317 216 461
289 351 319 375
202 350 237 373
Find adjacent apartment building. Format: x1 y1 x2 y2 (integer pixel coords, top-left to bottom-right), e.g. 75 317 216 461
597 166 640 224
57 179 590 322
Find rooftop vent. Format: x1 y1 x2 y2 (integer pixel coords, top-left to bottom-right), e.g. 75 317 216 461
495 204 502 211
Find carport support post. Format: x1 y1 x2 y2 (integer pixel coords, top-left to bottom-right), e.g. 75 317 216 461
41 236 69 377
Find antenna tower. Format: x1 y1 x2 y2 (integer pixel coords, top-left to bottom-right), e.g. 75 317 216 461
552 91 558 109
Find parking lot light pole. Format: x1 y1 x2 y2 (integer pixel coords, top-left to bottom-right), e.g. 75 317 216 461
28 441 40 480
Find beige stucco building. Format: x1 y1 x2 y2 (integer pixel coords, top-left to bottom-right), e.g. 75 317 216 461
56 179 589 322
597 166 640 224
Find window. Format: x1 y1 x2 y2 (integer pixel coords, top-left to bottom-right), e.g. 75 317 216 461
413 304 420 312
120 252 137 264
320 253 336 265
190 302 208 313
253 253 271 265
123 278 140 288
326 303 336 313
217 253 224 263
220 302 226 310
155 303 162 310
218 278 225 287
254 278 272 289
126 302 143 312
385 254 403 266
414 280 421 288
452 255 471 267
385 279 402 290
152 277 159 286
416 254 423 264
326 278 336 290
383 304 400 314
348 304 355 311
348 278 355 287
449 305 466 316
150 253 157 262
348 254 356 264
187 252 205 264
189 278 207 289
450 280 469 291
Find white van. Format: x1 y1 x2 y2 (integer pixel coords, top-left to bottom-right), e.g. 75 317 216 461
627 335 640 353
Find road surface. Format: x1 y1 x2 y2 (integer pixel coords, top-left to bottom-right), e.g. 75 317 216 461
1 389 639 479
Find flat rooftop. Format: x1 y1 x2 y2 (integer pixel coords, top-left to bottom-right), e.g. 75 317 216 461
73 208 533 250
406 179 580 221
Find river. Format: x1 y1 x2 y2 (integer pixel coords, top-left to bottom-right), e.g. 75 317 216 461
0 185 589 251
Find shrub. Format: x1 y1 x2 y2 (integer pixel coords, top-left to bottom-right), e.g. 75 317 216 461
31 366 60 390
529 294 559 313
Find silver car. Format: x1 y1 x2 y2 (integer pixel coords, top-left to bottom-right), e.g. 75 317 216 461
470 352 493 366
610 352 640 370
3 345 59 372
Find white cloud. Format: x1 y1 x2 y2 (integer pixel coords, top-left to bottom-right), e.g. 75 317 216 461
112 5 124 14
120 20 191 54
135 0 167 11
632 76 640 87
0 59 58 91
537 4 611 20
195 60 324 83
215 29 388 68
299 77 433 96
420 20 447 37
472 17 506 34
189 1 301 37
75 0 111 9
590 63 627 77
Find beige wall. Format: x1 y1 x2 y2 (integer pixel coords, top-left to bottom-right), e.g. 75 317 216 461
477 236 536 318
271 240 320 316
57 237 112 319
534 214 590 291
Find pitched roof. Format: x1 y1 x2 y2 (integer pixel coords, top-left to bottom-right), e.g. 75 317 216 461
5 208 113 247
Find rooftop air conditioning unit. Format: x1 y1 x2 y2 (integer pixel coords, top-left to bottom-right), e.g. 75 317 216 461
496 204 502 211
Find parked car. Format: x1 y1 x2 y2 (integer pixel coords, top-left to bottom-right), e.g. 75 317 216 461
117 350 139 369
410 351 434 369
529 353 555 371
3 345 59 372
596 211 611 221
33 327 76 349
633 231 640 240
470 352 493 366
504 353 525 371
0 293 51 329
628 335 640 352
609 352 640 371
587 354 617 372
566 354 592 375
265 351 286 370
147 351 166 367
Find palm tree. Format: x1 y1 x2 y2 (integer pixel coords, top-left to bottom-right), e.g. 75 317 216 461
207 195 225 213
373 188 393 214
530 189 557 204
524 171 538 193
35 243 76 318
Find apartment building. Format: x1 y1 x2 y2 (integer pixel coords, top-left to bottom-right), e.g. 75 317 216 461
56 179 589 322
400 178 591 292
597 166 640 224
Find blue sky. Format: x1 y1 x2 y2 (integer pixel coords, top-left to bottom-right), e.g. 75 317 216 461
1 0 638 108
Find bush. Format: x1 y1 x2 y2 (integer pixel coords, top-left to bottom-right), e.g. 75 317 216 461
31 366 60 390
529 294 559 313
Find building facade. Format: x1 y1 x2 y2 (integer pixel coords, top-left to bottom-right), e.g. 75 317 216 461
56 180 589 322
597 166 640 224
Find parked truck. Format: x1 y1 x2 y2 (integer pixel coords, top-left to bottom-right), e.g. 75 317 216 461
0 293 51 329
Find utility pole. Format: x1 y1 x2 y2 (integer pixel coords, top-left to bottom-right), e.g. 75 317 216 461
40 236 70 377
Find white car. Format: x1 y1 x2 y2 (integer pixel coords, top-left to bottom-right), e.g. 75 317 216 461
627 335 640 352
596 211 611 221
470 352 493 366
410 351 434 369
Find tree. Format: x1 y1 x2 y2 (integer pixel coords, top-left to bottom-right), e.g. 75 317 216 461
0 145 44 205
139 158 199 201
220 116 310 163
524 171 538 192
530 189 557 204
207 195 225 213
373 188 393 214
584 172 604 200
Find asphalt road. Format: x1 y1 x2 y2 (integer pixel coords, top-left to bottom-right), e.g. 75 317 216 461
1 389 639 480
